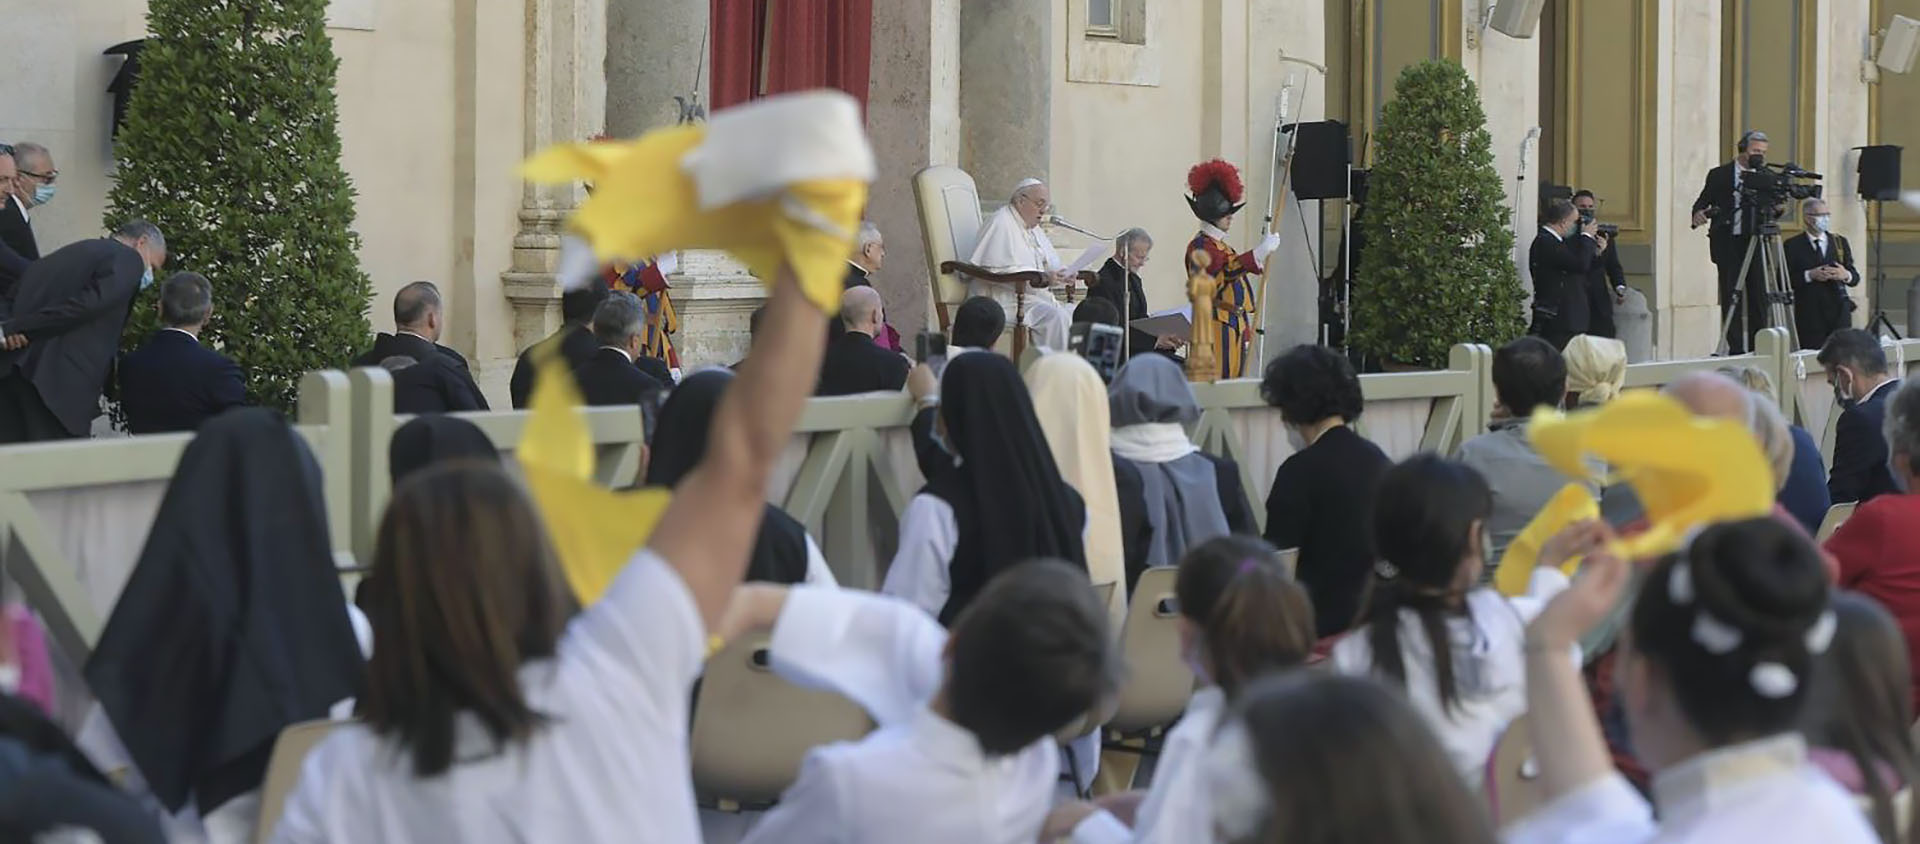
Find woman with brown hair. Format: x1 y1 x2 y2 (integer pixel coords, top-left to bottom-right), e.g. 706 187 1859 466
274 270 828 843
1802 592 1920 843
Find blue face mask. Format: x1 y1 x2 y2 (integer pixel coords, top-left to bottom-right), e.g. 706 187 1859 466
140 265 155 290
31 183 54 206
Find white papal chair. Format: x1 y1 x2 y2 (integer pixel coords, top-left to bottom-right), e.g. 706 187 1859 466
912 165 1047 359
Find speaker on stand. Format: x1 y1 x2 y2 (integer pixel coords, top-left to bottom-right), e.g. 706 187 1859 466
1857 145 1905 339
1284 121 1354 350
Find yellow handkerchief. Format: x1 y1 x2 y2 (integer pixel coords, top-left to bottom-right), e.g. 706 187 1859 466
1495 483 1600 596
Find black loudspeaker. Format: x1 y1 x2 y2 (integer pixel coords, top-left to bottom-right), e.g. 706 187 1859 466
1287 120 1352 200
1858 145 1903 201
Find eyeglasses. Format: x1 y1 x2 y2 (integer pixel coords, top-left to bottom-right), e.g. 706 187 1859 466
18 169 55 184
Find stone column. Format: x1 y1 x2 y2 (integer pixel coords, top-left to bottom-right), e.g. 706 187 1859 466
959 0 1052 200
502 0 608 354
1460 4 1543 322
1650 0 1722 358
1812 0 1873 323
606 0 708 136
869 0 962 336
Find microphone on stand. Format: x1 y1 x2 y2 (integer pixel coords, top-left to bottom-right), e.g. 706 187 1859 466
1046 214 1124 240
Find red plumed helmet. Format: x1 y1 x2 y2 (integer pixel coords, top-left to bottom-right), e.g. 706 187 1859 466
1186 159 1247 223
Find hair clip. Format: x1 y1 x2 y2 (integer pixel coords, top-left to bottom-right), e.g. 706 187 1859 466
1236 558 1261 576
1805 610 1837 655
1668 560 1696 605
1690 611 1743 655
1374 560 1400 580
1750 662 1799 698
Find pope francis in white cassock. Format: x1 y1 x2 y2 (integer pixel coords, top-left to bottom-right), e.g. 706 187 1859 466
969 178 1073 352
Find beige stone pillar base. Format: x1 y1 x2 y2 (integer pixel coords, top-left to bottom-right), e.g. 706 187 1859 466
671 250 767 371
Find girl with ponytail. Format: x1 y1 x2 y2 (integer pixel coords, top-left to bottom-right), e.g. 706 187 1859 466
1329 453 1574 785
1041 535 1314 843
1510 517 1878 843
1801 593 1920 844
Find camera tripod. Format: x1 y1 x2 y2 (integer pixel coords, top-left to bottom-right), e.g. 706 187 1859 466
1716 220 1801 356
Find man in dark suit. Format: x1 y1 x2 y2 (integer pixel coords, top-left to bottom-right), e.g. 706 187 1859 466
0 150 37 302
118 271 246 434
508 278 608 408
1692 130 1778 354
0 220 166 442
817 285 909 396
1820 328 1902 504
1572 190 1627 338
353 281 489 413
575 291 667 406
842 220 903 353
0 143 53 286
1528 198 1602 349
1784 198 1860 351
1091 227 1183 360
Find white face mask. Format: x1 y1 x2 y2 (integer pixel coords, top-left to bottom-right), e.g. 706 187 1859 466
1810 215 1832 234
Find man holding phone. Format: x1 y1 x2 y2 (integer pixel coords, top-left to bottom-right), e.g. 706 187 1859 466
1572 190 1626 339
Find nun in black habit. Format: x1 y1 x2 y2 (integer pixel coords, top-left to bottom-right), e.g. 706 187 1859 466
646 368 836 586
82 409 365 829
354 415 505 613
881 352 1087 625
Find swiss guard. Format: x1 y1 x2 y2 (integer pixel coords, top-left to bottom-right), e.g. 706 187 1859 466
1185 159 1279 380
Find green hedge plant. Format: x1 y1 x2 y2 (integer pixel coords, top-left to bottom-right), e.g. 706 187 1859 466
1351 59 1526 369
107 0 372 412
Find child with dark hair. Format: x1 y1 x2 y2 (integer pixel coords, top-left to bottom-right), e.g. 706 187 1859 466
1200 672 1499 844
1511 518 1879 843
730 560 1120 843
1330 453 1573 785
1800 592 1919 844
1048 535 1315 843
1260 344 1390 636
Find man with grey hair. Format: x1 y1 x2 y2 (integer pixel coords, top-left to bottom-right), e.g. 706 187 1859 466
0 148 33 298
1692 129 1774 353
1784 197 1860 350
575 291 667 407
118 272 246 433
0 219 167 441
967 179 1073 351
1091 227 1181 359
1823 378 1920 698
843 219 902 352
0 142 52 277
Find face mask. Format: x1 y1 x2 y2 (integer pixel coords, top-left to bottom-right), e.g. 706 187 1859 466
1832 372 1855 409
140 265 155 291
1810 215 1831 233
31 183 54 205
1746 153 1765 169
1578 208 1595 225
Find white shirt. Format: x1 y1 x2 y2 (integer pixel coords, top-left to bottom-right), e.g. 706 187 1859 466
881 493 1090 617
970 205 1061 275
1069 686 1227 844
1504 734 1879 844
272 550 706 843
1329 569 1571 785
739 586 1060 844
802 534 839 586
598 344 636 363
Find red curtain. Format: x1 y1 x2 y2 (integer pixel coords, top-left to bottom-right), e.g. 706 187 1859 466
709 0 872 112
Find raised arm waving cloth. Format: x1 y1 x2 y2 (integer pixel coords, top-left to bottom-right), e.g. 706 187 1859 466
1495 390 1775 596
522 89 876 313
515 90 875 603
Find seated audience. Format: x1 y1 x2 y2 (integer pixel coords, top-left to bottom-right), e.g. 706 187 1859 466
646 369 835 586
1458 336 1589 567
83 409 366 842
1330 454 1572 784
354 281 489 413
0 580 52 715
1107 355 1256 590
1260 344 1390 637
1510 518 1877 844
1821 329 1902 504
509 278 608 408
1200 672 1500 843
1073 295 1121 330
1047 535 1316 843
1091 227 1182 359
1825 379 1920 713
118 271 246 434
575 292 668 407
1663 373 1807 544
0 694 164 843
948 295 1006 353
1721 365 1831 535
1799 592 1919 841
816 285 908 396
276 269 826 842
883 352 1086 623
1025 353 1126 628
356 415 503 613
730 561 1119 843
841 220 902 352
1562 334 1627 409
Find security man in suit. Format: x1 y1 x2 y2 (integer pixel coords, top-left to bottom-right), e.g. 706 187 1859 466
1572 190 1627 339
118 272 246 434
1528 199 1605 349
352 281 489 413
0 220 167 442
574 291 667 406
1784 198 1861 351
1692 130 1776 354
0 149 36 301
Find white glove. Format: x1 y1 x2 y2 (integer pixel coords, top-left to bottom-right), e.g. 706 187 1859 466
652 251 679 277
1254 232 1282 263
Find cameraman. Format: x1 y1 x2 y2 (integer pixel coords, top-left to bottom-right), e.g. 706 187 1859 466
1691 129 1777 354
1573 190 1627 339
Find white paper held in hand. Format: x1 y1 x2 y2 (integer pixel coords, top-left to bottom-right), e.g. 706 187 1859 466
1064 244 1109 276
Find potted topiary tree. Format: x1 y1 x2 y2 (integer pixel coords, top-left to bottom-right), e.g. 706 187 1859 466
107 0 372 412
1350 59 1526 370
